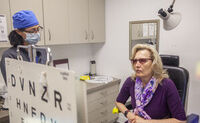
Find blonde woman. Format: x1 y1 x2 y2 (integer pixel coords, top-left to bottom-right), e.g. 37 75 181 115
116 44 186 123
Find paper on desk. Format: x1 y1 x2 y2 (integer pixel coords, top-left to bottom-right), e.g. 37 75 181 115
149 23 155 36
86 75 113 83
143 23 148 37
0 15 8 42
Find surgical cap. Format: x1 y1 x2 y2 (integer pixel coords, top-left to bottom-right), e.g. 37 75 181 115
13 10 39 29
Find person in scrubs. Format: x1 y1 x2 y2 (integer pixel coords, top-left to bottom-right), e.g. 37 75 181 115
0 10 46 86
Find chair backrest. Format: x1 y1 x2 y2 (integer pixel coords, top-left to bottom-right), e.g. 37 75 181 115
160 55 180 67
160 55 189 108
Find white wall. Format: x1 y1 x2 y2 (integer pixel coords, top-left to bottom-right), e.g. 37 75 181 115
92 0 200 115
49 44 93 76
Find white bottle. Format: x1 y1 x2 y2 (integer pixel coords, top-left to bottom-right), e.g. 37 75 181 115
90 60 96 76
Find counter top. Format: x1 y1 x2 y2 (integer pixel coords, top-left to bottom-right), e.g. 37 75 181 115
86 78 121 94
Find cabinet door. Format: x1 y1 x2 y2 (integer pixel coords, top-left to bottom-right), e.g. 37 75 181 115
69 0 89 44
43 0 70 45
89 0 105 43
9 0 45 45
0 0 11 47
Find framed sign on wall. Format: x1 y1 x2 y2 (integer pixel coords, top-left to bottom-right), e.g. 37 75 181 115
129 19 160 59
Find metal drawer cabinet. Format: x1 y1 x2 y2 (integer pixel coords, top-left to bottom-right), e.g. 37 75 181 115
87 81 120 123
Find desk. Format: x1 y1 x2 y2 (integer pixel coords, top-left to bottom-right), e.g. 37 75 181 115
87 79 120 123
0 110 9 123
76 78 121 123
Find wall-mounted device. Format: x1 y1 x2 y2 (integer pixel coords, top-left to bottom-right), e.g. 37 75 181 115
158 0 181 30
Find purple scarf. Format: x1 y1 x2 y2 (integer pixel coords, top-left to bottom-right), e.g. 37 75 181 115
133 77 157 119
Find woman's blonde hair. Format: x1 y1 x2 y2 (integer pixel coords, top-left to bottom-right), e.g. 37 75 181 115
131 44 168 83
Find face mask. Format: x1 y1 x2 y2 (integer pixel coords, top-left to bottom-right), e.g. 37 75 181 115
25 33 41 44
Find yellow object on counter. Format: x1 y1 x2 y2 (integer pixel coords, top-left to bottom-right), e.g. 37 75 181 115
80 75 90 81
112 106 119 114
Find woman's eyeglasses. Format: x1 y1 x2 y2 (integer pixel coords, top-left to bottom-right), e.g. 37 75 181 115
23 26 43 33
131 58 152 64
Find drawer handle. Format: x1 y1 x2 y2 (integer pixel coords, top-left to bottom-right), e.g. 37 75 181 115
85 30 88 40
100 91 108 96
48 29 51 41
100 110 108 115
100 100 107 105
101 120 108 123
100 102 106 105
91 30 94 40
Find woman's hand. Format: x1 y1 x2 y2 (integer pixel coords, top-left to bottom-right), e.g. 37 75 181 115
131 115 146 123
126 112 135 122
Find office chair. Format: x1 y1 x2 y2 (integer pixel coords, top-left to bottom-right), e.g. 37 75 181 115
160 55 199 123
160 55 189 108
